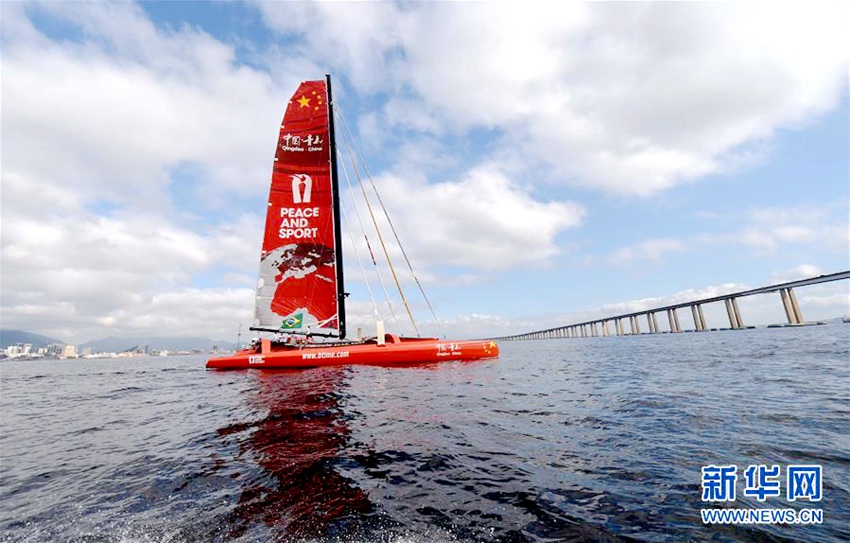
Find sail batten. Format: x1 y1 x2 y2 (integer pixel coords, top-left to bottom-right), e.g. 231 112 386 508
254 79 342 336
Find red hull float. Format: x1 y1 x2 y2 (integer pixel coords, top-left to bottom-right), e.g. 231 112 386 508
207 335 499 370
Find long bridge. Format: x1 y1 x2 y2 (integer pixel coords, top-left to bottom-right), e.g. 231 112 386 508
494 270 850 341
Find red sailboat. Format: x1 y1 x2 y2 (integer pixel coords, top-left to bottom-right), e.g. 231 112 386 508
207 76 498 369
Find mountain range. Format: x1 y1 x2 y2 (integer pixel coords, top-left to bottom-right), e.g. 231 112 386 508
1 330 235 352
0 330 65 349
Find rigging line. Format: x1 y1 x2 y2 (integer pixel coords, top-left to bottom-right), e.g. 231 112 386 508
336 108 419 337
337 154 380 320
336 137 401 331
339 133 401 330
337 109 444 338
341 204 380 321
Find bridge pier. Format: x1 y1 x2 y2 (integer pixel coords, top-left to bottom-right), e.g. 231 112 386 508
629 315 641 335
602 320 610 337
724 298 744 329
724 299 736 328
788 289 803 323
733 298 743 328
691 304 707 331
616 318 623 336
780 288 804 324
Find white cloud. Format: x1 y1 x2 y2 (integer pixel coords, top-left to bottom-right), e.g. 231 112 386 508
360 164 585 270
704 203 849 253
96 288 255 339
2 1 287 210
586 201 848 270
1 169 260 342
439 313 519 340
258 2 848 195
798 288 850 311
254 1 405 94
770 264 826 285
605 238 686 267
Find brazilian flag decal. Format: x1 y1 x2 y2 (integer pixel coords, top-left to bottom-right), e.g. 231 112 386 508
281 313 303 330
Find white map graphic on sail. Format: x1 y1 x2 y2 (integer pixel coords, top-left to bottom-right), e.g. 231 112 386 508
254 242 336 331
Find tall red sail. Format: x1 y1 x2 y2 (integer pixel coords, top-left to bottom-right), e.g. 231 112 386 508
254 80 341 335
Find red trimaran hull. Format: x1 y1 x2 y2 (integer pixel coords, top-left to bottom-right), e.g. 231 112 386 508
207 76 498 370
207 335 499 370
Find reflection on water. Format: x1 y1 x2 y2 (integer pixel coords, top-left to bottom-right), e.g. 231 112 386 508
218 368 372 539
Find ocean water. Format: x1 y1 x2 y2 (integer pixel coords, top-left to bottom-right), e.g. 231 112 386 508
1 324 848 543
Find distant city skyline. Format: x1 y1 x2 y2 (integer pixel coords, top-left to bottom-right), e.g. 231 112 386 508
2 2 848 344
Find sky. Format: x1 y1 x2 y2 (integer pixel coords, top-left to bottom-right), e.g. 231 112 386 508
1 1 848 344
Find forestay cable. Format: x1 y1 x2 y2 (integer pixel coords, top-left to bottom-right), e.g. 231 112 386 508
337 109 445 338
336 110 419 337
336 135 401 332
341 203 380 321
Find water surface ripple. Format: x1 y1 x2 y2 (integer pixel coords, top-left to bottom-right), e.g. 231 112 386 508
1 325 848 542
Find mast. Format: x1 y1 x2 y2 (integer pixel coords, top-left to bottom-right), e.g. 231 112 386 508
326 74 347 339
